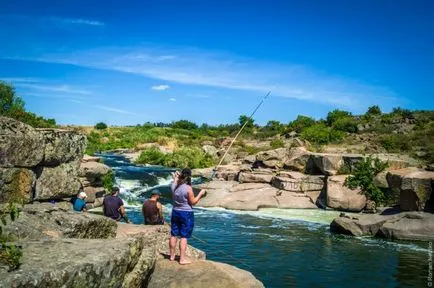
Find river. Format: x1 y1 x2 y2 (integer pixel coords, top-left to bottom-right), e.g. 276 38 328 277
99 153 429 288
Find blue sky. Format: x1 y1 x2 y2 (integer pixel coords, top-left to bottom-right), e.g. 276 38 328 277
0 0 433 126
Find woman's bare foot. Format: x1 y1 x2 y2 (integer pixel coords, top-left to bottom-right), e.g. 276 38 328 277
170 256 176 261
179 258 192 265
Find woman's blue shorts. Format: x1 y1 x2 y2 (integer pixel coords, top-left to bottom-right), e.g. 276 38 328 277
171 210 194 238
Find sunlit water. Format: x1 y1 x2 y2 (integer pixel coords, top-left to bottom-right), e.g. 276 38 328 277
100 153 430 288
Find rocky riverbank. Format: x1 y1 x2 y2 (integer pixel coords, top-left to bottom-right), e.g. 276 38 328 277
0 117 263 287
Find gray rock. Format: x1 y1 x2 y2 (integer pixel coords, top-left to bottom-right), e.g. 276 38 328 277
373 171 389 188
0 237 145 288
79 161 112 181
148 259 264 288
0 168 35 204
256 148 288 169
38 129 87 166
83 186 107 203
238 170 274 183
283 147 311 172
309 153 344 176
0 116 44 167
34 160 82 200
379 212 434 241
387 167 434 212
326 175 367 212
271 171 325 192
242 155 256 164
202 145 218 158
3 203 117 240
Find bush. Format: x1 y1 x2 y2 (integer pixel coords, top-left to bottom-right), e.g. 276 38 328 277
135 147 166 165
0 81 56 128
102 170 114 191
379 134 412 152
0 202 23 270
366 105 382 116
95 122 108 130
270 139 284 149
300 123 345 145
170 120 198 130
333 117 358 133
326 109 352 126
344 156 388 204
288 115 316 133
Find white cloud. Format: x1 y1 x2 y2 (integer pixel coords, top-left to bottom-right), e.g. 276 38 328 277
15 83 92 95
151 84 170 91
169 98 176 102
94 105 139 116
0 77 41 83
62 18 105 26
6 45 400 110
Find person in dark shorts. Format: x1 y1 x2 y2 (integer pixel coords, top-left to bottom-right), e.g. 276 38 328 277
142 189 164 225
169 168 206 265
103 187 130 223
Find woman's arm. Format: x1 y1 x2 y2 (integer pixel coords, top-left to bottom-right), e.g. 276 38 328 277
187 187 206 206
156 202 164 221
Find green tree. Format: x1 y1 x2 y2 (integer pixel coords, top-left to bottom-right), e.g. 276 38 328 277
300 123 345 145
333 117 358 133
95 122 108 130
171 120 198 130
288 115 316 133
366 105 382 116
0 81 25 115
0 202 23 270
345 156 388 204
238 115 254 128
326 109 352 126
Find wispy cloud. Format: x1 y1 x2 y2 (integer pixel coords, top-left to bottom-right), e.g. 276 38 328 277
61 18 105 26
16 83 92 95
169 98 176 102
94 105 139 116
151 84 170 91
5 45 399 109
0 77 41 83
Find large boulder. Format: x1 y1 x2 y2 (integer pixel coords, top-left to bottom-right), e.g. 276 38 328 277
0 116 44 167
283 147 311 172
331 211 434 241
379 212 434 241
3 203 117 240
148 259 264 288
326 175 367 212
202 145 218 158
34 160 82 200
309 153 343 175
276 192 318 209
271 171 325 192
38 129 87 166
0 237 146 287
387 167 434 212
83 186 107 203
79 161 112 181
256 148 288 169
0 168 35 203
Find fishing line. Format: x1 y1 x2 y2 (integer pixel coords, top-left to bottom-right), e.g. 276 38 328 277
212 91 271 179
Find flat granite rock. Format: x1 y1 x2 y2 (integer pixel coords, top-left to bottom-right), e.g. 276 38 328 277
147 259 264 288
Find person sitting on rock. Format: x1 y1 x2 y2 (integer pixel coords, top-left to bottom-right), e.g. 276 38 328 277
103 187 130 223
71 191 87 212
142 189 164 225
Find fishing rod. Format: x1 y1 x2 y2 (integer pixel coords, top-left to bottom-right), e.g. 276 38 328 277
212 91 271 179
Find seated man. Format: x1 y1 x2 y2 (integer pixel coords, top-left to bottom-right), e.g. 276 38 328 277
103 187 130 223
142 189 164 225
71 191 87 212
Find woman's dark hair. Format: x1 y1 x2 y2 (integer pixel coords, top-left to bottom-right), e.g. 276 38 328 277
175 168 192 191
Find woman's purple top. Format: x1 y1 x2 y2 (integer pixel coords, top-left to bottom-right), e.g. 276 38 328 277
171 182 193 212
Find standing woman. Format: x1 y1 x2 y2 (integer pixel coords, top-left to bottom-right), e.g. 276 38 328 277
169 168 206 264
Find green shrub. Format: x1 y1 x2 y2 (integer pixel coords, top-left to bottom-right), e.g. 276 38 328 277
300 123 345 145
326 109 352 126
333 117 358 133
288 115 316 133
344 156 388 204
366 105 382 116
170 120 198 130
379 134 412 152
163 147 215 168
270 139 284 149
95 122 108 130
102 170 114 191
0 202 23 270
135 147 166 165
